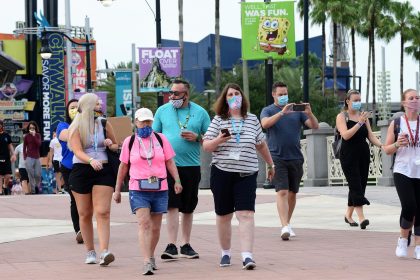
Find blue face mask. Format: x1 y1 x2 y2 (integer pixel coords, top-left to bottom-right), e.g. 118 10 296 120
277 95 288 106
137 126 153 138
351 101 362 111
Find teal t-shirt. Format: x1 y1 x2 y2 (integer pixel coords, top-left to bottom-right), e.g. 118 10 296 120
153 101 210 166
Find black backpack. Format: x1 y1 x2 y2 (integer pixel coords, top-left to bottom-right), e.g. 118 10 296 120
390 117 401 169
332 111 349 159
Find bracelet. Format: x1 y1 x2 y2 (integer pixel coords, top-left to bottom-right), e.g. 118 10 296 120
279 112 284 117
175 179 181 183
357 122 364 127
88 157 94 164
267 164 275 169
394 142 399 149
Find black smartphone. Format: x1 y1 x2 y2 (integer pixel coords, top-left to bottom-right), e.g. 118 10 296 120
293 104 306 111
221 128 230 137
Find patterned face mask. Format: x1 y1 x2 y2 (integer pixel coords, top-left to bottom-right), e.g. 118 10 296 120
170 98 185 109
69 108 78 120
137 126 153 138
227 95 242 110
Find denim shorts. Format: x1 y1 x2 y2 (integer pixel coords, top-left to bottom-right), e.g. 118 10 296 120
129 190 168 214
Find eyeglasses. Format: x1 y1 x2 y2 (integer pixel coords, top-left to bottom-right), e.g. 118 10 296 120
169 90 187 97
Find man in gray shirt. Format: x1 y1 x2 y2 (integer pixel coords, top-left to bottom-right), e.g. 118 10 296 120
260 82 319 240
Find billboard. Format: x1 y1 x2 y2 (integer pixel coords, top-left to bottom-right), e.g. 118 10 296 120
115 71 132 117
41 33 66 141
74 91 108 115
241 1 296 60
138 47 180 93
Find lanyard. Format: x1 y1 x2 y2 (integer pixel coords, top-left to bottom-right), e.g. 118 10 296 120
176 104 191 130
404 114 419 146
93 124 98 152
231 118 244 144
138 136 154 167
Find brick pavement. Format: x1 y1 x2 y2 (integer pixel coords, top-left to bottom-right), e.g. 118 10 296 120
0 187 418 280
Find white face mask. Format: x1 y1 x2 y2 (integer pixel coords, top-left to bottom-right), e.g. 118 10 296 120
170 98 185 109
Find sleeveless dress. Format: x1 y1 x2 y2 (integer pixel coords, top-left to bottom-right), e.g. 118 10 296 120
339 120 371 207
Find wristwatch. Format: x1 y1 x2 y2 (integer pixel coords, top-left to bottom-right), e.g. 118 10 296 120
196 134 202 142
267 164 275 169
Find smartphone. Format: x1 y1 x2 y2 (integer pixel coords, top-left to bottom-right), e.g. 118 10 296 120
221 128 231 137
293 104 306 111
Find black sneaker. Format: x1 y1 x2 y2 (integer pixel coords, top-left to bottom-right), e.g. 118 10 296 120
180 243 199 259
161 243 179 260
242 258 256 270
219 255 231 267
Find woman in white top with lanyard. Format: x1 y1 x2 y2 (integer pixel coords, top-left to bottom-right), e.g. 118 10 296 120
68 93 118 266
203 83 274 270
383 88 420 260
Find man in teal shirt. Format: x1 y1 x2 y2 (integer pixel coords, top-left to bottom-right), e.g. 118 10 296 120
153 80 210 260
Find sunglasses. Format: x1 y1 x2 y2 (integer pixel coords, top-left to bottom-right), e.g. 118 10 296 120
169 90 187 97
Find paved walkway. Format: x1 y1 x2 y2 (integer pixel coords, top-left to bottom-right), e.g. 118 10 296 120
0 186 418 279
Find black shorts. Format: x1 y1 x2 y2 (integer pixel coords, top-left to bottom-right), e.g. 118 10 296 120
210 165 257 216
69 163 116 194
272 159 304 193
167 166 200 213
0 159 12 176
19 168 29 181
61 165 71 191
52 160 61 173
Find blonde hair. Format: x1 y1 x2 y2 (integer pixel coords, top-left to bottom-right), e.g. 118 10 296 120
68 93 98 151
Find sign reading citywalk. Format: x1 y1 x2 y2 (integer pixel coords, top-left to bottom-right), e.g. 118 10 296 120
241 1 296 60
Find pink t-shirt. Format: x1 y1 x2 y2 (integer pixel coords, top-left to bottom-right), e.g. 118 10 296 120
119 133 175 191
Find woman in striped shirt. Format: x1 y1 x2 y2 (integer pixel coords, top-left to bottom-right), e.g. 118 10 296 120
203 83 274 270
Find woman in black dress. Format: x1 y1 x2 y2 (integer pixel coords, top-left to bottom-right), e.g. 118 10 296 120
335 90 382 229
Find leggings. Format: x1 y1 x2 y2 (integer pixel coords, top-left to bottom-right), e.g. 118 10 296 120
394 173 420 236
61 166 80 233
25 157 41 192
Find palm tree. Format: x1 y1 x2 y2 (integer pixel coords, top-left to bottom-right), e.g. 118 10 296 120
343 1 360 89
215 0 221 96
405 12 420 83
359 0 391 113
178 0 184 75
378 1 414 96
298 0 328 96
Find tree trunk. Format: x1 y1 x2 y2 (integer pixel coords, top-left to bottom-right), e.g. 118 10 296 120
351 27 356 89
178 0 184 76
321 21 326 96
366 32 371 107
215 0 221 96
333 22 337 96
400 34 404 96
372 26 376 121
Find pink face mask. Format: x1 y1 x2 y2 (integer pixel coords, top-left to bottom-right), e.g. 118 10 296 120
405 100 420 112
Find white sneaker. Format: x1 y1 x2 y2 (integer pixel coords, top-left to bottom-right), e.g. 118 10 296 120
415 246 420 260
395 237 408 258
99 250 115 266
85 250 97 264
288 225 296 237
281 226 290 241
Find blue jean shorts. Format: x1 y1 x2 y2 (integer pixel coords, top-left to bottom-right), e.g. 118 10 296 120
129 190 168 214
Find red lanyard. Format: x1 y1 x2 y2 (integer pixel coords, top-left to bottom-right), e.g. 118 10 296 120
404 114 419 146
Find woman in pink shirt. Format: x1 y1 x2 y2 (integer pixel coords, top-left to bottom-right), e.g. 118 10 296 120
113 108 182 276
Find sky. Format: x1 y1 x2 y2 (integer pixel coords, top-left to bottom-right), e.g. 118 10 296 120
0 0 419 102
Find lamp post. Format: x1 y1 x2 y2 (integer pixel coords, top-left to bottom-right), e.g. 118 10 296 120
40 30 95 91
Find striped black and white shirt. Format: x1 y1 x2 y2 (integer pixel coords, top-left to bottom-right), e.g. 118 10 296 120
203 113 265 173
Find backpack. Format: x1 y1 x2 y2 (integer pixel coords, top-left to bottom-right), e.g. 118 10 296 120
390 117 401 170
332 111 349 159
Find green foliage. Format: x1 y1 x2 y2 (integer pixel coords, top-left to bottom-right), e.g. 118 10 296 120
206 54 340 126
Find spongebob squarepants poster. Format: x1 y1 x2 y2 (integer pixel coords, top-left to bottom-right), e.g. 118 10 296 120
241 1 295 60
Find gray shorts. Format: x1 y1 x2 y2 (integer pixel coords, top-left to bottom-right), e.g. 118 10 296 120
272 159 304 193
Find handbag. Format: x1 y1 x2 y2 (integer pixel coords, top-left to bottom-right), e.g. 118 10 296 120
332 112 349 159
138 178 162 191
101 119 120 177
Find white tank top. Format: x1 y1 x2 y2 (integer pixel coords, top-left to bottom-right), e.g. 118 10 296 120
393 116 420 178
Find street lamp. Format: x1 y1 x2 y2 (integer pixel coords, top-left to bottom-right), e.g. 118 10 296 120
98 0 114 7
40 30 95 91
